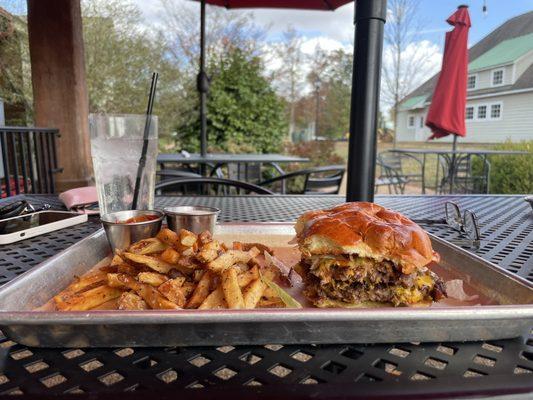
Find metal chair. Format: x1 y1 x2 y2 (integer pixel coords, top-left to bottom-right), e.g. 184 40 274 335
155 177 274 196
0 127 62 198
375 161 408 194
258 165 345 195
377 150 425 193
437 154 491 194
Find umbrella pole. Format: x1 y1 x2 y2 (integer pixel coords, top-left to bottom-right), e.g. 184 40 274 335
449 134 458 193
198 0 208 173
346 0 387 202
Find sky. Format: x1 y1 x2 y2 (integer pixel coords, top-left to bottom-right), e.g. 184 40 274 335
128 0 533 101
129 0 533 48
2 0 532 102
2 0 532 50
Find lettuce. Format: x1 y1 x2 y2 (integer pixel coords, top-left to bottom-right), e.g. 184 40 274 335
259 270 302 309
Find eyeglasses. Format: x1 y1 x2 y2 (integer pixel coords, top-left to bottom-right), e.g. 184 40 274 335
414 202 481 249
0 200 51 220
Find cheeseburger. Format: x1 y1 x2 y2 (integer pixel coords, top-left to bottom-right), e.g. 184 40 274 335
295 202 446 307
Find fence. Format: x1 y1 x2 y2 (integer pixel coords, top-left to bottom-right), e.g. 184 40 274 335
0 127 62 198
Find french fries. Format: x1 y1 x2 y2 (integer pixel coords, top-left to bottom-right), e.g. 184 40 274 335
160 248 180 264
52 227 291 312
137 272 169 287
186 271 212 309
55 285 122 311
221 268 244 309
243 278 266 309
158 277 187 307
208 250 256 273
128 238 168 255
118 291 148 310
199 287 226 309
123 252 174 274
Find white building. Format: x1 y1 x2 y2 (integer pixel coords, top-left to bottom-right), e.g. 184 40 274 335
396 11 533 143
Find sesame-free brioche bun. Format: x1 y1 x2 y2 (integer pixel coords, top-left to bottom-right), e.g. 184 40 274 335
295 202 438 274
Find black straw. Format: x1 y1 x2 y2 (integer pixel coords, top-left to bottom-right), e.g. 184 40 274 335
132 72 158 210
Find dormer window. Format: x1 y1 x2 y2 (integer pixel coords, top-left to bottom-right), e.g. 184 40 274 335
467 75 477 90
492 69 504 86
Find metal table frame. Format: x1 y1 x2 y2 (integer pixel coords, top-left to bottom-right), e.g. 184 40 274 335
389 148 530 194
157 153 310 182
0 194 531 398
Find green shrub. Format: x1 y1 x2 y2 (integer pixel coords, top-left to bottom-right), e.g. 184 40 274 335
478 141 532 194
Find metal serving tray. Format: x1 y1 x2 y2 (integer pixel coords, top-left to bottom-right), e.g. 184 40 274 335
0 224 531 348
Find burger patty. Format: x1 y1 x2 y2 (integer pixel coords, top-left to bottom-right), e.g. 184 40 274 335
301 256 446 306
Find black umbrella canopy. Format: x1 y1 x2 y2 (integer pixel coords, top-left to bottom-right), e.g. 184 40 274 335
193 0 387 202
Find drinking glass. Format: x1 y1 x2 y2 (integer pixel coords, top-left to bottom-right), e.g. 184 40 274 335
89 114 158 215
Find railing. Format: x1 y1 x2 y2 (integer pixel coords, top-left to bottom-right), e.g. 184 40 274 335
0 127 62 198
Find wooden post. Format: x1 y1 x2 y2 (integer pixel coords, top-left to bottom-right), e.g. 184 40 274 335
27 0 92 191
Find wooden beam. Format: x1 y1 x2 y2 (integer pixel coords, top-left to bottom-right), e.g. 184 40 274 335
27 0 91 191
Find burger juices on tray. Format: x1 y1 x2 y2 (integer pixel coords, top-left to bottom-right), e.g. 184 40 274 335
295 202 447 307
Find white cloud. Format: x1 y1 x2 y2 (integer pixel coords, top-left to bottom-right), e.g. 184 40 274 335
381 39 442 110
300 36 351 54
132 0 355 43
247 3 354 43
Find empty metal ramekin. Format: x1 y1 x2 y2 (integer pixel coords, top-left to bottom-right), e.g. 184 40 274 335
101 210 164 253
164 206 220 234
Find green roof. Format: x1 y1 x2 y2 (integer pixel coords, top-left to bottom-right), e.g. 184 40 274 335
399 95 426 110
469 32 533 71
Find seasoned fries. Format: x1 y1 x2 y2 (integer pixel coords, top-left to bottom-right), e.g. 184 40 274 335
221 268 244 309
128 238 168 255
52 228 293 312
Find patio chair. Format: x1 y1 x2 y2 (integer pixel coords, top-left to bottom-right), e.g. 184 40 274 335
257 165 345 195
436 154 491 194
155 177 274 196
375 160 408 194
377 150 425 193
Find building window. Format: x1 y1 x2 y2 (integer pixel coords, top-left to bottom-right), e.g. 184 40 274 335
408 115 415 127
477 105 487 119
467 75 477 90
465 106 474 120
492 69 504 86
419 116 424 128
491 103 501 119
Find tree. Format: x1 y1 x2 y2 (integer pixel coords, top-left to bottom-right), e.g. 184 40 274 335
158 0 265 75
320 49 352 139
381 0 440 144
269 27 305 140
82 0 183 142
176 48 287 154
0 6 33 125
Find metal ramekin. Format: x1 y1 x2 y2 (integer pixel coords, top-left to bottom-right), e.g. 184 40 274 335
101 210 164 253
164 206 220 234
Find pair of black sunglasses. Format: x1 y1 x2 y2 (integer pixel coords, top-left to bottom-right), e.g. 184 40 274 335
414 202 481 249
0 200 51 220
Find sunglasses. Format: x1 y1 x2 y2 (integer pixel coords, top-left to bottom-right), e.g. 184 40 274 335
414 202 481 249
0 200 51 220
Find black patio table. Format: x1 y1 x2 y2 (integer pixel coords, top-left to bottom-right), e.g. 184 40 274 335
157 153 310 180
0 194 531 399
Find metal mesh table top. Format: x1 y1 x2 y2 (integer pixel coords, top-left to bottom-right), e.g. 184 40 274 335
0 194 531 398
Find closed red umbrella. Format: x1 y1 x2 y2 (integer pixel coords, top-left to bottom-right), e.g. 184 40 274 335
425 5 471 193
426 5 471 140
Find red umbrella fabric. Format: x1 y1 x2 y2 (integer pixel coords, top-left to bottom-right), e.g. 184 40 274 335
426 5 471 139
198 0 352 10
